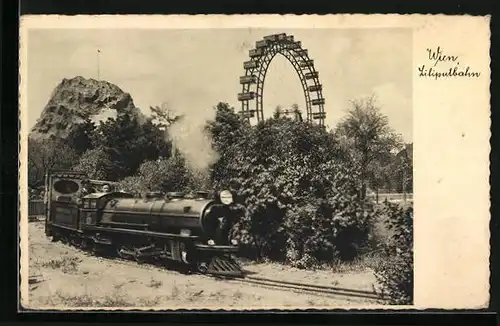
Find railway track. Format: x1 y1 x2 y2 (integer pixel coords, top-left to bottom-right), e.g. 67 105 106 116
87 249 382 302
228 275 381 301
48 228 382 302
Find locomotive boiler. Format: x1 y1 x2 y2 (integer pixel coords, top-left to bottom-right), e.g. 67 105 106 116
44 170 243 277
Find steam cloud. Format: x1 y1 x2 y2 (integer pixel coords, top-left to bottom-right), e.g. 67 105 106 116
164 104 219 177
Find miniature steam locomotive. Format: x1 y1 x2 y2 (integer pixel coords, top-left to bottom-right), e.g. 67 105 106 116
44 170 243 277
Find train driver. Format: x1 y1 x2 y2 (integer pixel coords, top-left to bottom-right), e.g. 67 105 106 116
102 184 111 193
80 180 90 196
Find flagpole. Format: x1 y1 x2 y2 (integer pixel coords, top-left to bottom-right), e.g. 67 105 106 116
97 49 100 80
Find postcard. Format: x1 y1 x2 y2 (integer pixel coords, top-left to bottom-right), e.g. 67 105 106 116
19 14 491 310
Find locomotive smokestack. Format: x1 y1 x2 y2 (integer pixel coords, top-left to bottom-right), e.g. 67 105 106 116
196 191 209 199
166 192 185 200
145 192 163 199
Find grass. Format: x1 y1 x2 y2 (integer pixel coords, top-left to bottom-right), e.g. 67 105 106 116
44 289 132 307
284 250 385 275
169 283 180 300
41 256 82 274
331 251 385 272
42 289 163 308
148 278 163 289
232 290 243 300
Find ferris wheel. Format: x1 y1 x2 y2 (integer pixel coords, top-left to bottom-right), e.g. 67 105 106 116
237 33 326 126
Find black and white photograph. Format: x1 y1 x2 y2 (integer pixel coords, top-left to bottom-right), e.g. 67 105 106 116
19 15 490 310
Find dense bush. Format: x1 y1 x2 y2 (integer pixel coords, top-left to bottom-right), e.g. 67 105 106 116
372 202 413 304
72 147 115 180
206 103 375 266
91 114 171 180
117 175 150 196
117 154 206 195
28 111 172 185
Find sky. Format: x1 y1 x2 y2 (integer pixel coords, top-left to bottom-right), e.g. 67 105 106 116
26 28 413 142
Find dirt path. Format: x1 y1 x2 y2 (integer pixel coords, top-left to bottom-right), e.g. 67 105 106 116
26 221 381 310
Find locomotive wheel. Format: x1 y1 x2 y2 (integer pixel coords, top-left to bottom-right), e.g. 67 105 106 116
116 246 134 260
197 262 208 274
133 248 146 264
89 241 97 255
61 235 69 244
80 239 91 250
70 237 79 247
134 255 146 264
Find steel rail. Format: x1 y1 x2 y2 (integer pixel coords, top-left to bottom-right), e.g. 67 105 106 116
229 276 381 301
49 232 384 302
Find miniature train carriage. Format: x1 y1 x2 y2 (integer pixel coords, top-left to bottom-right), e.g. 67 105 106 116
44 170 243 277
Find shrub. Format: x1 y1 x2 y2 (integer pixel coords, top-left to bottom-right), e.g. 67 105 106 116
117 175 150 196
284 189 375 268
207 106 375 265
117 154 204 196
372 202 413 304
73 147 115 180
137 154 193 192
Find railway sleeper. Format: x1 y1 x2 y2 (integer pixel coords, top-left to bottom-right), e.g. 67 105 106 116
205 255 243 277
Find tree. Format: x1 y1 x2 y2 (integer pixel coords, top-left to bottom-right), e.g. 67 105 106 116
138 153 194 192
72 147 115 180
273 105 284 119
205 102 250 187
150 104 184 129
368 159 393 201
399 143 413 194
291 103 303 122
28 137 78 188
91 113 170 180
117 153 200 196
275 104 303 122
65 118 97 155
335 96 403 199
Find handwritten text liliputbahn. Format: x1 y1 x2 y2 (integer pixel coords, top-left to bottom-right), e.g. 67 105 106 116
418 47 481 80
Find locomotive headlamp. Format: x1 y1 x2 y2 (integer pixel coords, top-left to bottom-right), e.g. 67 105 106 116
219 190 233 205
207 239 215 246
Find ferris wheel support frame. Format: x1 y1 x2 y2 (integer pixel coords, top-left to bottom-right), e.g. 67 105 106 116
237 33 326 126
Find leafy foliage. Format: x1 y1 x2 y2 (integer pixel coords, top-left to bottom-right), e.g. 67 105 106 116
65 118 97 155
72 147 115 180
117 175 150 196
28 138 78 188
29 87 413 290
205 102 251 187
137 154 195 192
89 114 170 180
206 104 374 265
392 144 413 193
30 108 173 185
335 96 404 198
150 104 184 129
116 153 204 195
372 202 413 304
